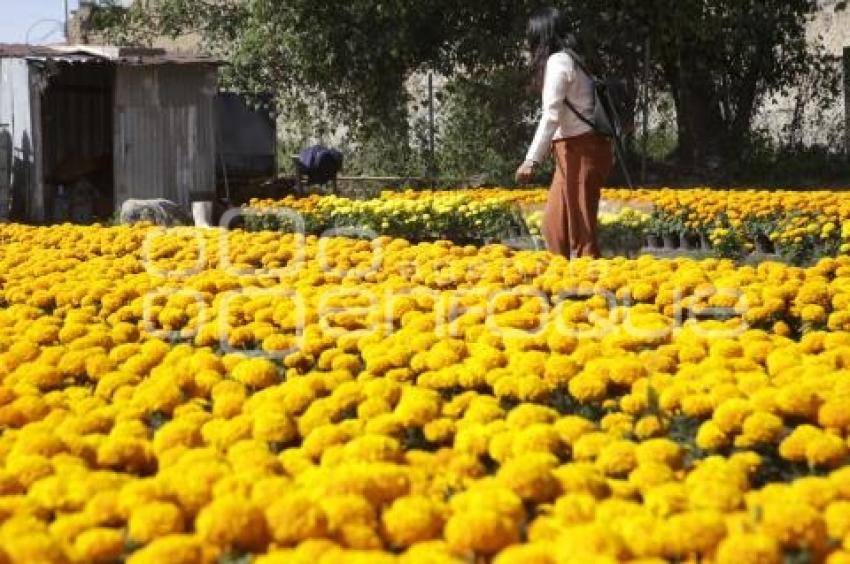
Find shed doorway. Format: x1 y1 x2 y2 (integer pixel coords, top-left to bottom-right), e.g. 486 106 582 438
41 62 115 223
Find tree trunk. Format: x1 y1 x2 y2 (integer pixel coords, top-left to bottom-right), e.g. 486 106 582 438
671 79 728 169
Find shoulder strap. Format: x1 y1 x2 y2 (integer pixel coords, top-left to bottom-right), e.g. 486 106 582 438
561 49 599 131
564 48 599 81
563 95 597 131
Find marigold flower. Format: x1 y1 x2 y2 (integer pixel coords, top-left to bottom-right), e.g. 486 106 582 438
195 494 269 551
497 453 560 502
735 411 784 448
382 495 444 547
231 357 280 389
128 501 185 543
759 500 827 552
695 421 729 451
266 492 328 545
445 508 519 555
73 527 125 563
126 534 203 564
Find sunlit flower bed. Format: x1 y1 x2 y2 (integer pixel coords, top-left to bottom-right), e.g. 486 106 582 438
245 193 529 245
245 191 650 253
5 223 850 562
250 187 850 264
525 208 651 257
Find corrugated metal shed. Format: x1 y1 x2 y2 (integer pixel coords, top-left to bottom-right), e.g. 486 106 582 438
216 93 277 181
0 58 35 220
0 44 219 65
114 65 217 206
0 43 220 223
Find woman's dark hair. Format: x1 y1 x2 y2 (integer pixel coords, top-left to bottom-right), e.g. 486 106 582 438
527 7 577 91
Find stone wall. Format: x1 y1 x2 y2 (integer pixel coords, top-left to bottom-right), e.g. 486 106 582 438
753 1 850 150
68 0 202 53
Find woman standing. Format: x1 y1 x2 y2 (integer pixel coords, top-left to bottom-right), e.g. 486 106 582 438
515 7 613 259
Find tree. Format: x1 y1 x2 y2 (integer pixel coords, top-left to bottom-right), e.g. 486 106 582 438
91 0 841 176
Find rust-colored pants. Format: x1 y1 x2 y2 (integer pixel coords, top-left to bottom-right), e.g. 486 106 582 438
542 132 613 258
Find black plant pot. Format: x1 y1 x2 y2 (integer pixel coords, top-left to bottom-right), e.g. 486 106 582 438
755 234 775 254
683 232 701 250
647 234 664 249
662 233 680 250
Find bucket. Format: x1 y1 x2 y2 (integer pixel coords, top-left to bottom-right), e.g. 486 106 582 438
193 201 214 228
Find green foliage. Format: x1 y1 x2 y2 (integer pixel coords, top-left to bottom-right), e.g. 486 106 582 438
89 0 844 177
436 69 540 185
243 199 529 246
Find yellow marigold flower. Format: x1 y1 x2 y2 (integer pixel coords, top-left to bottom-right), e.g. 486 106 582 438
695 421 729 451
195 495 268 551
128 501 185 543
20 364 64 391
319 494 377 536
4 533 64 563
595 440 638 478
629 460 676 494
492 543 556 564
553 463 610 499
6 453 54 488
551 492 596 525
791 476 837 510
231 357 280 389
568 372 608 404
395 388 441 427
126 534 203 564
805 432 848 468
85 490 123 527
96 436 155 474
819 400 850 431
553 522 626 561
712 398 753 435
760 500 827 552
73 527 125 563
511 424 562 458
827 551 850 564
735 411 784 448
266 492 328 545
422 418 455 444
445 508 519 555
572 432 615 461
826 500 850 540
382 495 444 547
716 532 781 564
497 453 560 502
681 394 714 418
252 408 297 444
633 416 665 440
449 485 524 523
552 416 596 447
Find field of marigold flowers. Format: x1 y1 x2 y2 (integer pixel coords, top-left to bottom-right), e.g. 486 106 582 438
3 187 850 562
248 188 850 263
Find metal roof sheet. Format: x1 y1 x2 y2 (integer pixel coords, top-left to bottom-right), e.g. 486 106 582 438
0 44 221 65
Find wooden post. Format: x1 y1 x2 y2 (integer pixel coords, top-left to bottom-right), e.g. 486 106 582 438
641 38 651 184
845 47 849 158
428 72 436 177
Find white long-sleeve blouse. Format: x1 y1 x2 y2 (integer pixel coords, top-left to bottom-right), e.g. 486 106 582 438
525 50 595 164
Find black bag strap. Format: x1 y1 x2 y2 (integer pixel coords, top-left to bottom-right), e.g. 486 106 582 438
563 96 596 132
561 49 599 131
564 48 599 81
558 49 635 188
